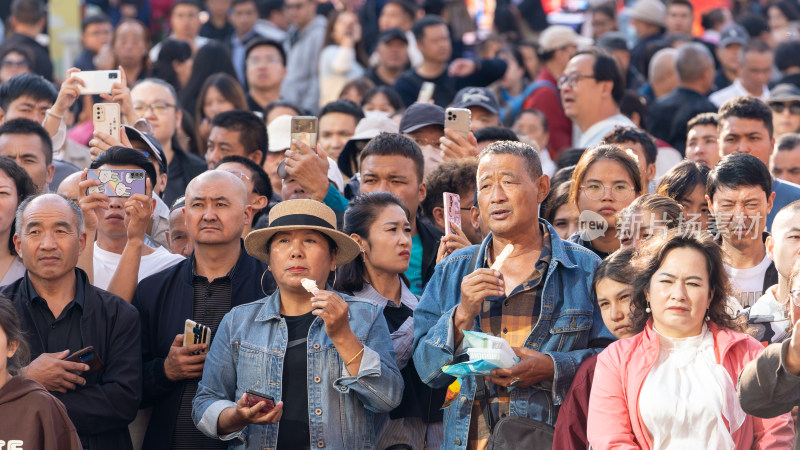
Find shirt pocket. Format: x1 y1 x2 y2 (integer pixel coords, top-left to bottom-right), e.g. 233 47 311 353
237 341 271 394
547 311 593 352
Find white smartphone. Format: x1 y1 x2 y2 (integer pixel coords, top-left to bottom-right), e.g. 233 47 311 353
74 70 121 95
445 108 471 141
93 103 120 139
443 192 462 236
417 82 435 103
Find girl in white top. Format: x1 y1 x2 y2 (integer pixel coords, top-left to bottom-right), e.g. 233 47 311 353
318 10 366 107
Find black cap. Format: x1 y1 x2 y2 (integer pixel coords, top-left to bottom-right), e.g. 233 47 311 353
399 103 445 133
123 125 168 176
451 87 500 115
596 32 629 52
379 28 409 44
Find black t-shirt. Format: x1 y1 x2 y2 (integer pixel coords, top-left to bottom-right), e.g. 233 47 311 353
277 311 315 450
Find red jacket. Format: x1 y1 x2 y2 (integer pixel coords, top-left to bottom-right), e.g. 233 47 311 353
588 321 794 449
553 353 596 449
522 67 572 157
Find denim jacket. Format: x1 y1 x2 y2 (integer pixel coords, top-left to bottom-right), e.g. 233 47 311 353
412 219 614 449
192 289 403 449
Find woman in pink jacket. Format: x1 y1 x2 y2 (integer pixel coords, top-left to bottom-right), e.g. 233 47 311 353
587 231 795 449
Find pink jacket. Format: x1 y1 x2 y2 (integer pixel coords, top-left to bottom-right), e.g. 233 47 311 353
587 321 794 449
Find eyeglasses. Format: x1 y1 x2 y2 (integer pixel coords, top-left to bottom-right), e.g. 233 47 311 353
769 102 800 115
558 73 596 89
581 182 635 201
133 101 176 115
223 169 252 182
790 290 800 308
246 56 283 66
1 59 28 69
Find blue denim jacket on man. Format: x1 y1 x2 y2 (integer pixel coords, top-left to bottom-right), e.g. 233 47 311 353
412 219 614 449
192 289 403 449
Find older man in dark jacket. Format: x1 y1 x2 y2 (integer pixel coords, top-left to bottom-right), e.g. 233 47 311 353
133 171 276 449
4 193 141 450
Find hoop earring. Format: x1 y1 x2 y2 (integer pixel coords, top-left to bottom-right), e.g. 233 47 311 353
260 269 270 296
331 270 337 290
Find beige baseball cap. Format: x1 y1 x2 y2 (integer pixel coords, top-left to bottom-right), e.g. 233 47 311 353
539 25 593 52
627 0 666 27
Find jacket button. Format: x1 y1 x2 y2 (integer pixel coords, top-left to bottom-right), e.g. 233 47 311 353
340 386 347 391
504 301 509 307
315 408 322 415
456 438 462 446
502 328 508 334
460 396 467 403
313 343 320 349
317 441 324 448
314 376 321 383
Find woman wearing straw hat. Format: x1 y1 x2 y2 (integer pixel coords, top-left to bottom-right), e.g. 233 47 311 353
192 199 403 449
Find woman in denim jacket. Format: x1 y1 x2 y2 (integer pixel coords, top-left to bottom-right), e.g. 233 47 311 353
192 199 403 449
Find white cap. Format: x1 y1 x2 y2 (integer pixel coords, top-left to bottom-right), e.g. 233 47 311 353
267 114 292 152
627 0 666 27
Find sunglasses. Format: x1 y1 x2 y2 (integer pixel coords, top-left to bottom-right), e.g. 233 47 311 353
769 102 800 115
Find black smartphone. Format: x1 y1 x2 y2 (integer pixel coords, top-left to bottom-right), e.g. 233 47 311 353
66 346 103 376
245 390 276 414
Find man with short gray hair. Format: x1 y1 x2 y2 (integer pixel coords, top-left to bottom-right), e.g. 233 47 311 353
647 42 717 154
2 193 142 450
413 141 612 448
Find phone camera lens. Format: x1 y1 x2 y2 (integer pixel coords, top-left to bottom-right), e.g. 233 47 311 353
109 73 118 79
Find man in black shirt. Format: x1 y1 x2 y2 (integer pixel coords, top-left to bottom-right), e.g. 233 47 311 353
200 0 235 42
365 28 410 88
73 14 113 72
647 42 717 154
133 170 276 450
244 38 287 114
393 15 507 108
4 193 141 449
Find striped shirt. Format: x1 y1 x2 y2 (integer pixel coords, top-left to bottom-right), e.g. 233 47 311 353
468 224 552 450
171 258 238 450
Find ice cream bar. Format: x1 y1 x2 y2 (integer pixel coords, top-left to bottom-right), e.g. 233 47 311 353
301 278 319 294
490 244 514 271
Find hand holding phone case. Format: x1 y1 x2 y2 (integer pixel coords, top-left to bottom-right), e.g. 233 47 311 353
443 192 462 236
245 390 276 414
445 108 471 141
290 116 318 153
66 346 103 376
74 70 122 95
183 319 210 354
86 169 147 197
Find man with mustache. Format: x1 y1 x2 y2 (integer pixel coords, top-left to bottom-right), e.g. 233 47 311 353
1 193 142 449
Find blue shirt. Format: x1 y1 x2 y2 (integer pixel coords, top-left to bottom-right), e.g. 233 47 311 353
405 234 424 295
769 177 800 232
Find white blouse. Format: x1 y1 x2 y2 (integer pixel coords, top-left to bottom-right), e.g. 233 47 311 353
638 325 746 449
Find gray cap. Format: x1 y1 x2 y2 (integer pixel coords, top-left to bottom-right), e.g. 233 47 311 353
451 87 500 115
769 83 800 103
719 24 748 48
596 32 629 52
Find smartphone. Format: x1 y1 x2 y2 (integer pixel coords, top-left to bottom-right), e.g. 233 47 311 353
183 319 210 354
417 81 435 103
290 116 318 154
445 108 471 141
245 390 276 414
74 70 121 95
86 169 147 197
93 103 120 139
443 192 462 236
66 346 103 376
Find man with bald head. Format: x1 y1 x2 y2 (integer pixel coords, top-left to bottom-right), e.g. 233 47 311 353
132 170 276 449
2 193 142 449
646 48 678 100
647 43 718 154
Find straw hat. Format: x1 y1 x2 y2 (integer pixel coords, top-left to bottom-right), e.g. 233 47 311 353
244 199 360 265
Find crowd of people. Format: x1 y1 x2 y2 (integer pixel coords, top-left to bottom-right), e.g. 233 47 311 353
2 0 800 448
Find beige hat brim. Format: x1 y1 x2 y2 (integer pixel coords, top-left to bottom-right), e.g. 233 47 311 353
244 225 361 267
